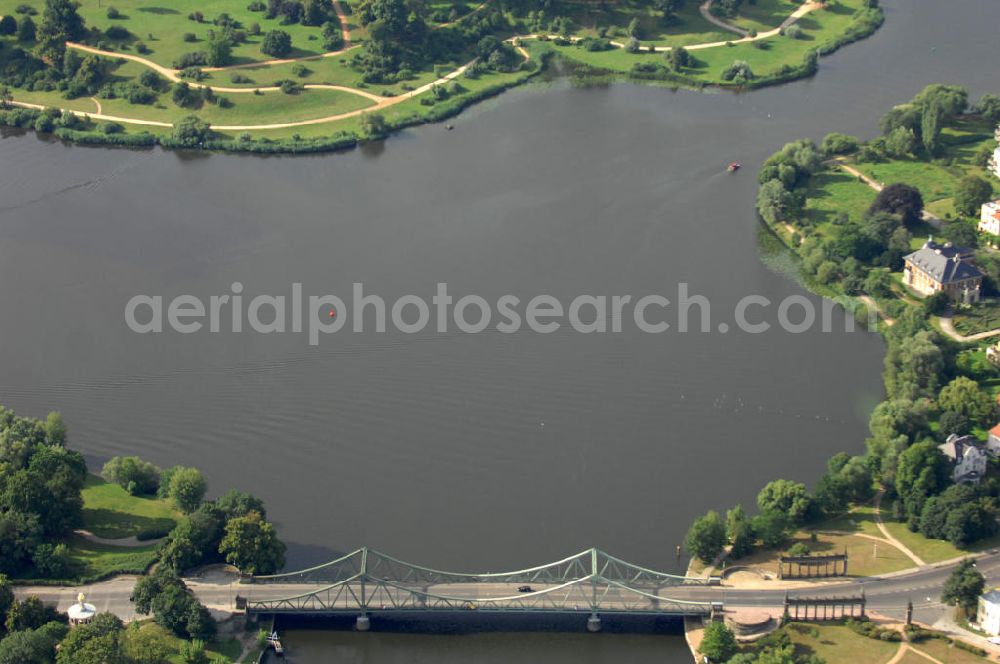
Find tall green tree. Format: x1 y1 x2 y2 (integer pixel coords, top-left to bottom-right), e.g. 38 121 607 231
757 179 795 225
166 467 207 513
218 510 286 574
56 613 126 664
0 622 67 664
683 510 726 564
44 412 66 446
938 376 995 428
941 559 985 617
920 101 942 155
953 175 994 217
756 479 811 524
976 94 1000 124
36 0 86 64
205 33 233 67
869 183 924 228
0 16 17 36
699 622 738 662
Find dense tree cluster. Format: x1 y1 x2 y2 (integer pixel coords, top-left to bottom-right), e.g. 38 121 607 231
353 0 432 82
102 456 160 496
155 484 285 575
685 453 874 564
710 0 743 18
0 407 83 577
0 404 289 661
131 569 216 640
754 85 996 299
36 0 86 63
755 133 926 289
876 84 968 157
688 271 1000 562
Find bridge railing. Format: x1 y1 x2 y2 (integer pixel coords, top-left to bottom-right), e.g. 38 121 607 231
246 575 715 615
251 548 366 585
250 547 709 587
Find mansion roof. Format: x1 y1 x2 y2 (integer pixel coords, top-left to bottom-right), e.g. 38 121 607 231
904 240 982 284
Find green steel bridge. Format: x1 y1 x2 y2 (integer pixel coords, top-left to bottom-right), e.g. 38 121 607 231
239 548 722 631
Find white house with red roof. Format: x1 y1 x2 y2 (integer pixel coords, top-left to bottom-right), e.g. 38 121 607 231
987 423 1000 457
980 199 1000 237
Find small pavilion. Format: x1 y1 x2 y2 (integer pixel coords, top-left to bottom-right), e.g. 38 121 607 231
67 593 96 627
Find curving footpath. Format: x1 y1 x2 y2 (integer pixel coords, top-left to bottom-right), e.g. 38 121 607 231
699 0 750 37
874 490 926 567
9 60 475 131
73 528 164 548
832 159 942 229
521 1 822 54
937 314 1000 343
7 0 824 132
65 42 381 99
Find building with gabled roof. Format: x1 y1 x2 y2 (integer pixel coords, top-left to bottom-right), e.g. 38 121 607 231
938 433 987 484
902 239 982 303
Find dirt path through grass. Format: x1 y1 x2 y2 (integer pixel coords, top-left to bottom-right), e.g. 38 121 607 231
699 0 750 37
874 490 927 566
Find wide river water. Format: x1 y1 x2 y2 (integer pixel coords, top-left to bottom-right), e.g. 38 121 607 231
1 0 999 660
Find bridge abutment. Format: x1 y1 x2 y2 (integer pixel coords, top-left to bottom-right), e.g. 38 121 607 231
586 613 601 633
356 614 371 632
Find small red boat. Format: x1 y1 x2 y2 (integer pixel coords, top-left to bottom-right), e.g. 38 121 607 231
727 162 741 172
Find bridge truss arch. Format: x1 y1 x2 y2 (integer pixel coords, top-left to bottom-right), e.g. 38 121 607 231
244 548 719 617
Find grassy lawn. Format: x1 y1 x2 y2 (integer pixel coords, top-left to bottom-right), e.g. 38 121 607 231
783 623 900 663
879 518 1000 563
7 54 376 127
210 51 458 97
730 0 802 34
214 56 539 138
2 28 520 137
0 0 336 68
728 529 911 578
799 168 878 228
852 158 959 203
952 301 1000 336
912 638 993 664
898 653 932 664
12 476 173 582
62 534 160 580
816 504 885 539
549 0 870 85
0 0 880 146
848 115 999 223
555 0 733 47
82 474 179 540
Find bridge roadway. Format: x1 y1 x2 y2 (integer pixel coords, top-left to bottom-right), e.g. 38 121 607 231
228 550 1000 625
240 580 718 615
16 550 1000 627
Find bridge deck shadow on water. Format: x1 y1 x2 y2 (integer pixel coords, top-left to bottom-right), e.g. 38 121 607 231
271 612 689 635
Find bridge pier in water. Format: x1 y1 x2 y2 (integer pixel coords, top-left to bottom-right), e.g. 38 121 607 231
586 613 601 632
356 614 371 632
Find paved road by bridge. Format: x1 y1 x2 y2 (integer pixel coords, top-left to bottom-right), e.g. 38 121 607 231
15 548 1000 630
